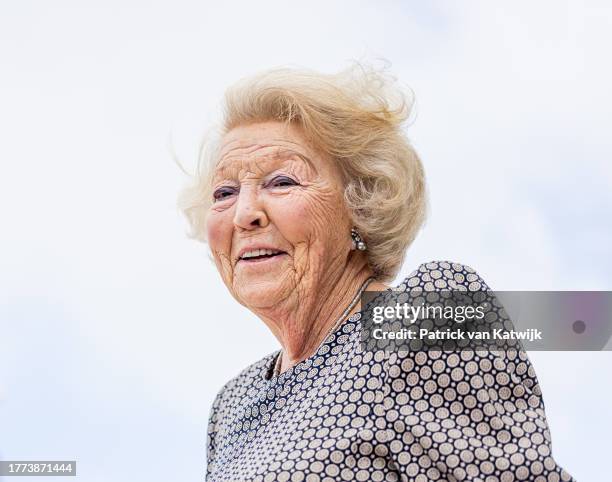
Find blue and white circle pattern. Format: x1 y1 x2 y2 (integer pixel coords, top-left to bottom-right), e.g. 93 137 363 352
206 261 574 482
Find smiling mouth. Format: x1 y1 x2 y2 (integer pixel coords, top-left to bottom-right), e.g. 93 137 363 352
238 249 287 263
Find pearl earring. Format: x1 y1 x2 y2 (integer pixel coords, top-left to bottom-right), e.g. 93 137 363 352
351 228 367 251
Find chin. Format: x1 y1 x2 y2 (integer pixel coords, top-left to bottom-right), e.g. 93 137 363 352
233 278 291 309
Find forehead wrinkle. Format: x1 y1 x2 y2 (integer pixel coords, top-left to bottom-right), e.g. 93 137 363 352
219 134 307 157
213 144 318 182
217 133 316 163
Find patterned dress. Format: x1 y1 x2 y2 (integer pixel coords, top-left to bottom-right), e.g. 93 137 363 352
206 261 575 481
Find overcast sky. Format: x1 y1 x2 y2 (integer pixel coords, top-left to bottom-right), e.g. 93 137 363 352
1 1 611 481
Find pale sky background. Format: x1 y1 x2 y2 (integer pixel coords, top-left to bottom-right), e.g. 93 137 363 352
1 1 611 481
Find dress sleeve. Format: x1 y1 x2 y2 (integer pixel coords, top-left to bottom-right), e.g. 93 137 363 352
381 262 575 481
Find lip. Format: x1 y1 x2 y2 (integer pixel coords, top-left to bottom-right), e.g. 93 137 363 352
237 252 288 266
235 246 288 263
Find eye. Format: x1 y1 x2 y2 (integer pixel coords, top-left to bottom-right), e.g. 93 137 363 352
213 186 238 202
268 175 298 188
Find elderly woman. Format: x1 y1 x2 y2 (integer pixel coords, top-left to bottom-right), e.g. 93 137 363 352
179 65 574 482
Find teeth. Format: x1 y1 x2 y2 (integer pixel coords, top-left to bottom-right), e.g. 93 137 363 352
241 249 282 259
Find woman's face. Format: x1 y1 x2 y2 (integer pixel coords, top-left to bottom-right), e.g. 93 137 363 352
206 121 353 309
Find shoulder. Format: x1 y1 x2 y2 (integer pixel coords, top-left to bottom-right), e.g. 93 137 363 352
397 259 493 291
207 350 277 427
211 350 277 411
206 350 277 463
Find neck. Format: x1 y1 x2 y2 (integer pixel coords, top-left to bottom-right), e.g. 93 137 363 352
252 260 387 374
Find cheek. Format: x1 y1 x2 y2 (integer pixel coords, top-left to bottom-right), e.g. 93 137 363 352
270 191 349 245
206 210 232 255
276 200 311 238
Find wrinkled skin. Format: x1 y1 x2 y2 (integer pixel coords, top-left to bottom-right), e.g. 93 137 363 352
206 122 387 372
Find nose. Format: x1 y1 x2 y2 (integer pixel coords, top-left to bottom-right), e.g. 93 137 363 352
232 184 269 230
